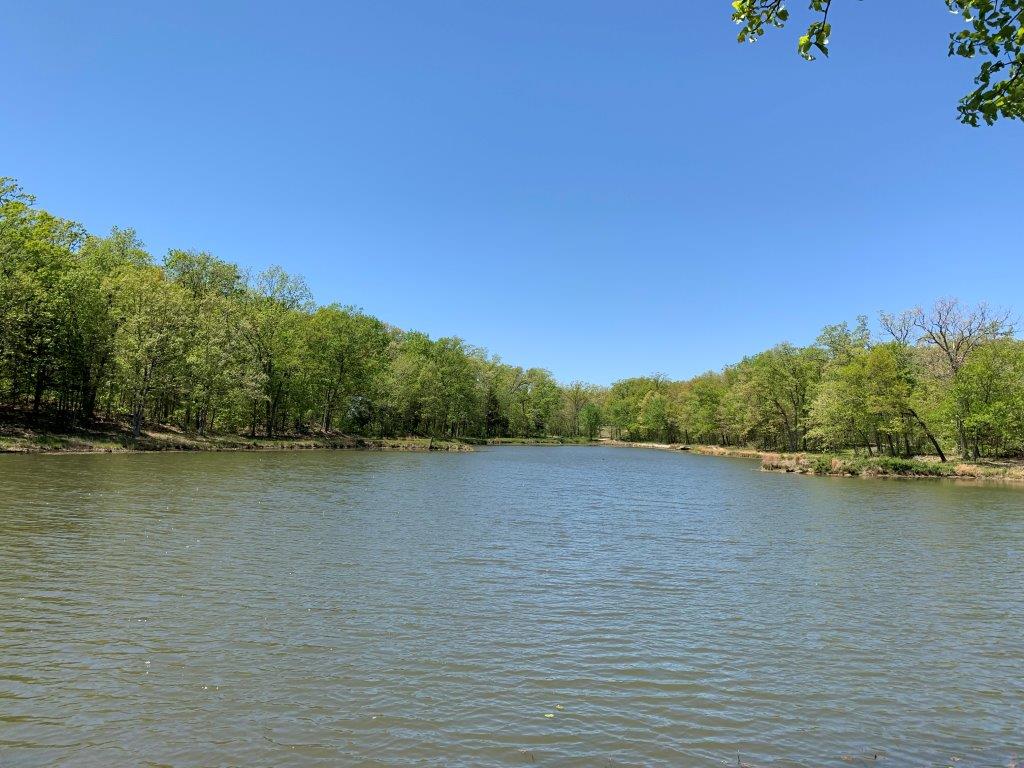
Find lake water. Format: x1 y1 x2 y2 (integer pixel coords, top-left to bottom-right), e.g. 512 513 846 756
1 446 1022 767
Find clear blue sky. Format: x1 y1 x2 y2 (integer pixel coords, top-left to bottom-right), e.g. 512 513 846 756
3 2 1021 385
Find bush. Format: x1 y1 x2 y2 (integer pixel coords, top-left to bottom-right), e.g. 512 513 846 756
812 455 834 475
867 456 947 476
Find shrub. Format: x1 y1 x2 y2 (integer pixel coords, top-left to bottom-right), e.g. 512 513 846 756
812 455 834 475
869 456 947 476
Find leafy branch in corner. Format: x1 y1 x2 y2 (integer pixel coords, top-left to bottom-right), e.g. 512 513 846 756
730 0 1024 125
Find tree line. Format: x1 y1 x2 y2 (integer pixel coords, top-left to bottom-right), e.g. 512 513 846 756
0 178 603 441
603 303 1020 461
2 177 1020 459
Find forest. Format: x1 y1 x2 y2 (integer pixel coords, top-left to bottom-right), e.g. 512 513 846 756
2 177 1021 460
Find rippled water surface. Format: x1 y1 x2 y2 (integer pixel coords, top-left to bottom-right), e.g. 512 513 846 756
1 446 1023 767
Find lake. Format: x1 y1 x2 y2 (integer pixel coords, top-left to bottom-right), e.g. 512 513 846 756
1 446 1022 767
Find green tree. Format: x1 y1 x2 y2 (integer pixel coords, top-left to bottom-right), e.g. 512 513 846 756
73 229 153 421
303 305 389 432
0 179 86 417
162 250 248 434
563 381 589 437
237 267 313 437
882 298 1012 457
680 372 729 444
638 389 678 442
385 333 481 437
734 344 824 451
949 339 1024 457
580 401 604 440
867 342 947 461
111 266 189 437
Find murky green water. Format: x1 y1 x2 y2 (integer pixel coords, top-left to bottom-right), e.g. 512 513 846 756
1 446 1022 767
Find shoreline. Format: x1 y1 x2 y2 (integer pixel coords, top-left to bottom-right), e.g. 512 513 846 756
599 440 764 458
0 426 474 455
0 430 607 455
3 428 1023 484
600 439 1024 484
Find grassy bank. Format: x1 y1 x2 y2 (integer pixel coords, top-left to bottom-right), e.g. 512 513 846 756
759 451 1024 481
0 421 473 454
602 439 1024 483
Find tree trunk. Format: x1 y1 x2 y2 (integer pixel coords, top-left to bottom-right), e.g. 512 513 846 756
956 419 969 459
132 365 153 439
104 381 114 421
32 368 45 419
907 409 946 462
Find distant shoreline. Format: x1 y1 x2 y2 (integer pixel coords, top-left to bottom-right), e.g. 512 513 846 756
3 428 1022 485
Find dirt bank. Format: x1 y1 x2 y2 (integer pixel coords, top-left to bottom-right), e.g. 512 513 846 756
0 422 473 455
